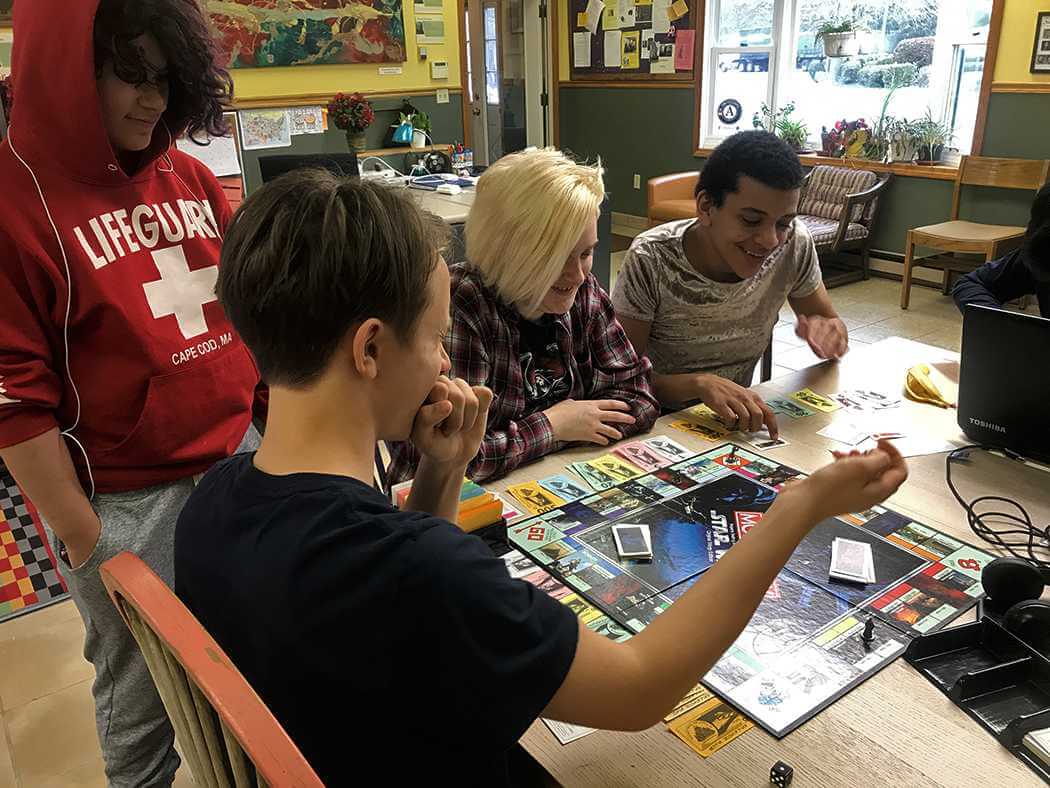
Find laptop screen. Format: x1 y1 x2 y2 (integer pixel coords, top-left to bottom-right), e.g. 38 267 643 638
959 305 1050 462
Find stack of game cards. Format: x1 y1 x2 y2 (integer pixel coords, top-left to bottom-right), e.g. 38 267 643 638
1024 727 1050 768
829 538 876 584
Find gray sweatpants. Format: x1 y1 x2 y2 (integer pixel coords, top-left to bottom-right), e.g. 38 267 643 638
48 427 260 787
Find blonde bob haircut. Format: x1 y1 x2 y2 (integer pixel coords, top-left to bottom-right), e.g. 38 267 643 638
465 147 605 314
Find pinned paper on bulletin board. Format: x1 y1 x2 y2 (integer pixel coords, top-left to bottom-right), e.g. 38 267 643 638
667 0 688 21
577 11 588 27
585 0 604 34
621 30 640 69
604 30 622 67
574 31 592 67
641 29 655 59
674 29 694 70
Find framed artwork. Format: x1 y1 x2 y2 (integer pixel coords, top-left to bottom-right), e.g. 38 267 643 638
1031 11 1050 73
206 0 406 68
0 0 12 25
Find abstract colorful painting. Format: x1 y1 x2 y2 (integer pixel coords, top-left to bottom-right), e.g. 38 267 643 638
207 0 406 68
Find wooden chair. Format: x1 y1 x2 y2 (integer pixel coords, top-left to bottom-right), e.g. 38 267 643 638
100 552 323 788
900 156 1050 309
217 175 245 213
647 172 698 227
797 166 891 288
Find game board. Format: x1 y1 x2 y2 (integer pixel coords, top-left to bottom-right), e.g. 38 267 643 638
0 462 67 624
509 442 996 738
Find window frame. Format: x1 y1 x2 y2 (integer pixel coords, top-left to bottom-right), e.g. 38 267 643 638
692 0 1004 167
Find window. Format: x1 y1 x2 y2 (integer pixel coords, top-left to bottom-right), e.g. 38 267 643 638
484 5 500 105
698 0 993 157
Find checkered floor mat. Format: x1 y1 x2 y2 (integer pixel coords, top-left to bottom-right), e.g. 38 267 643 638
0 462 68 624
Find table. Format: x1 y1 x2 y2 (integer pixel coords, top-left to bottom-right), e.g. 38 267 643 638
490 337 1049 787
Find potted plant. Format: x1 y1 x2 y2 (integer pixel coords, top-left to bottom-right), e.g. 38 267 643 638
753 101 811 152
411 110 432 149
886 118 921 163
777 117 810 153
817 19 860 58
914 109 952 164
327 92 375 152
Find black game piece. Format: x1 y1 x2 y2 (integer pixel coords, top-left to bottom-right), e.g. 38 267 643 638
726 444 738 463
770 760 793 786
862 616 875 644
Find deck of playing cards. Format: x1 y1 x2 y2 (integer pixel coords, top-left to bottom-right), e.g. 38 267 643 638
830 538 876 584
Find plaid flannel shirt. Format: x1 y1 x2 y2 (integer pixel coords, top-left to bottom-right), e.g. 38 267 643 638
388 264 659 484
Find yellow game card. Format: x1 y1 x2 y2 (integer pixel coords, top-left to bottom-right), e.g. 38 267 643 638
790 387 841 413
663 684 715 723
507 482 565 515
667 696 753 757
669 420 726 442
590 454 644 482
668 0 689 21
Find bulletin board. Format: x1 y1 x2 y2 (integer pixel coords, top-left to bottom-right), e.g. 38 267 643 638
568 0 697 81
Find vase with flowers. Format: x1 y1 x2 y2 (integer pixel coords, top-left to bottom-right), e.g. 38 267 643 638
327 92 374 152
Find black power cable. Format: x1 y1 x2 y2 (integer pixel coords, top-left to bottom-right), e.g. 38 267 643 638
946 445 1050 580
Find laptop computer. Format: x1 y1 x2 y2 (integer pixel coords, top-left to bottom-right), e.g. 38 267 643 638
958 304 1050 463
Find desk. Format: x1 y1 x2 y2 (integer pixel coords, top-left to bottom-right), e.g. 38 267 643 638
410 188 616 291
491 337 1048 787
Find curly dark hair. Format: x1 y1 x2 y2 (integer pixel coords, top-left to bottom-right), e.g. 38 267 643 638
93 0 233 141
696 130 804 207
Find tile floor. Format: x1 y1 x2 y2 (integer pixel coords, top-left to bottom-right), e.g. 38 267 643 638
0 272 967 787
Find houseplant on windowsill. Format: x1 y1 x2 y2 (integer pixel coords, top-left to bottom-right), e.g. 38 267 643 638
914 109 952 165
886 118 921 163
753 102 813 154
327 92 375 153
817 19 860 58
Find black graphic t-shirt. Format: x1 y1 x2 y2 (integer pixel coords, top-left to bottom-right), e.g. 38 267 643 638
518 316 570 413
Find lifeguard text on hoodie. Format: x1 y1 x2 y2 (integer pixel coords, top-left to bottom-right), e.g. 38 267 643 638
0 0 258 493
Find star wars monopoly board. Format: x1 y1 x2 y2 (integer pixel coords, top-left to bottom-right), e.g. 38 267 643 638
508 442 996 738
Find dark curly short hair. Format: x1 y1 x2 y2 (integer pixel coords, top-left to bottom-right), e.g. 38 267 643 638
93 0 233 140
696 131 804 206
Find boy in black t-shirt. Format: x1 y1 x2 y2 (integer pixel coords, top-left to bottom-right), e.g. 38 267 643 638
174 171 908 786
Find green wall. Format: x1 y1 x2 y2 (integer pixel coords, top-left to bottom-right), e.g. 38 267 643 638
558 86 1047 256
241 93 464 194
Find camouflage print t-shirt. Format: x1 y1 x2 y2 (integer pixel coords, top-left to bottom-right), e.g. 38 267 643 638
611 218 822 386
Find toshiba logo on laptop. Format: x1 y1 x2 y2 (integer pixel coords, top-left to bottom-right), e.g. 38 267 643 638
969 417 1006 434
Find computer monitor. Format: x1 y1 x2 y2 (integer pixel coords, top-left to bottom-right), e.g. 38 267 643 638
258 152 360 183
958 304 1050 463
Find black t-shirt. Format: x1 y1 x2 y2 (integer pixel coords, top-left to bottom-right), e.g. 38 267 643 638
174 454 579 786
518 316 570 413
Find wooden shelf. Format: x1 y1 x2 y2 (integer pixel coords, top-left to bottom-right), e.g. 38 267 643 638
358 144 453 158
694 147 959 181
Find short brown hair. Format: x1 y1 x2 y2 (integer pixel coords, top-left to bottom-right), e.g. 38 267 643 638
218 170 449 386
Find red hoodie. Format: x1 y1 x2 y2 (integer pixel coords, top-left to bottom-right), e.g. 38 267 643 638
0 0 258 494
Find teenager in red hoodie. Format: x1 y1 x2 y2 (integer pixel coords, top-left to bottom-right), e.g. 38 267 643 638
0 1 259 784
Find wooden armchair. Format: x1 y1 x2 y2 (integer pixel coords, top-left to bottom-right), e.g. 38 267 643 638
900 156 1050 309
647 172 699 227
797 166 891 288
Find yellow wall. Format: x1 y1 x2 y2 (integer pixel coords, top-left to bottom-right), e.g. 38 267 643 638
994 0 1050 83
558 0 569 81
231 1 462 100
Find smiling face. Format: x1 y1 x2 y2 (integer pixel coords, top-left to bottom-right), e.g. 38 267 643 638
96 33 169 154
536 217 599 316
695 175 800 282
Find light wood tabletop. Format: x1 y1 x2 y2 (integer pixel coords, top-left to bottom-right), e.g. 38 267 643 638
411 187 475 224
489 336 1048 788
